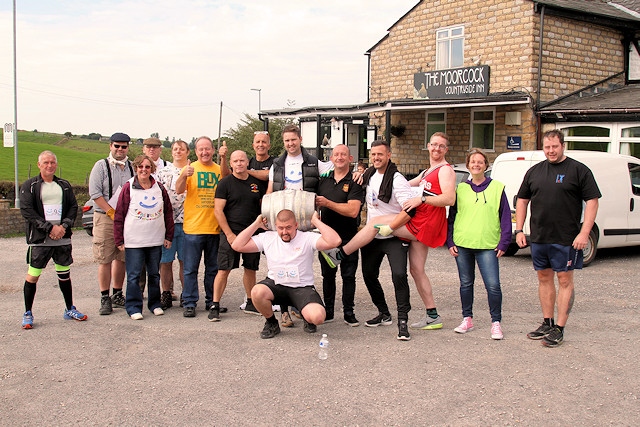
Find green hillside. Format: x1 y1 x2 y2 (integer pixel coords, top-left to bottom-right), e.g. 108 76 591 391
0 130 149 185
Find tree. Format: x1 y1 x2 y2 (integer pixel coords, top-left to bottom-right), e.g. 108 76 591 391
150 132 159 138
223 113 289 158
64 132 73 138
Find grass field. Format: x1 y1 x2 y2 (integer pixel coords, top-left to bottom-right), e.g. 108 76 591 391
1 131 150 185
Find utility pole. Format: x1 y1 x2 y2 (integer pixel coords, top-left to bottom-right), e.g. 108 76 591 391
13 0 19 208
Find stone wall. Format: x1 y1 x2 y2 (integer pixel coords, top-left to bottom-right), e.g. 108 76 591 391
537 14 624 102
366 0 625 164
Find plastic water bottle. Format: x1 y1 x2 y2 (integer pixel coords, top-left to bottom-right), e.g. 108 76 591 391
318 334 329 360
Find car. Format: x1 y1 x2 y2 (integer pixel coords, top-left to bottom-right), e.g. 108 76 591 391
82 199 94 236
490 150 640 265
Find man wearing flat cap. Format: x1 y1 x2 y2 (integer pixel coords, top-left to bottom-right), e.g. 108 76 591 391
88 132 135 315
143 137 171 172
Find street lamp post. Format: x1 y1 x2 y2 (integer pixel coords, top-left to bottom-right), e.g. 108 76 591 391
250 88 261 113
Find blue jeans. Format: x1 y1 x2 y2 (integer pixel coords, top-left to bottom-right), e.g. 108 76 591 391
454 246 502 322
124 246 162 315
182 233 219 308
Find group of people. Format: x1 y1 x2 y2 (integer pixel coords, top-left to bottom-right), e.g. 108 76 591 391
19 127 600 348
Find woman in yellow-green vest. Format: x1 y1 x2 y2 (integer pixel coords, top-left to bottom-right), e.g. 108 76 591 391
446 149 512 340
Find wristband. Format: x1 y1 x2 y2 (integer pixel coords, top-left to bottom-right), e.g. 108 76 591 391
515 229 523 234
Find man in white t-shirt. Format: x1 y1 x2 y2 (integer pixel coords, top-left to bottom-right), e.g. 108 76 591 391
231 209 341 339
266 123 333 327
267 124 333 193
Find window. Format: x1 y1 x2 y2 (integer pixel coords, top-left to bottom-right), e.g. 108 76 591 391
436 26 464 70
470 108 495 150
629 163 640 196
563 126 610 152
424 111 446 148
620 126 640 157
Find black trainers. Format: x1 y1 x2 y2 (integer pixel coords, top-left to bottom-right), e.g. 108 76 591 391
244 300 261 315
208 306 220 322
111 291 125 308
99 295 113 315
344 313 360 327
303 319 317 333
260 320 281 339
397 320 411 341
541 326 564 347
183 306 196 318
365 312 393 327
527 322 554 340
207 303 228 313
160 291 173 310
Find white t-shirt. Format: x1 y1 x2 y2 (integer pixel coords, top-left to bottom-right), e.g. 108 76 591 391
251 230 321 287
366 170 413 238
268 154 333 190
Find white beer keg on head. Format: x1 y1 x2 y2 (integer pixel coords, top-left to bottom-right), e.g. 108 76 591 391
261 189 317 231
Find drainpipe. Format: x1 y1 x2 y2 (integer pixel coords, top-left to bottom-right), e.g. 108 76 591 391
536 4 545 149
385 110 391 144
366 52 371 103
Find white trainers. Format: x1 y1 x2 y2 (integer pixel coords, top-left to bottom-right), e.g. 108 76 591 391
454 317 474 334
130 312 143 320
153 307 164 316
491 321 503 340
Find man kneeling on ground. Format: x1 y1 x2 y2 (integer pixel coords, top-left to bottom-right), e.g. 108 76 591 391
231 209 341 338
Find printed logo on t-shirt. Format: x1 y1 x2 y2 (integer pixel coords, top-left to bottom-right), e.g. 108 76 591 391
556 174 565 184
197 171 219 189
250 183 259 193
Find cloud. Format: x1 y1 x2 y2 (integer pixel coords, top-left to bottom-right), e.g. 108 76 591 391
0 0 417 140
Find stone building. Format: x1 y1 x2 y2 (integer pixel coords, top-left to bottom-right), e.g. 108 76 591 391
261 0 640 175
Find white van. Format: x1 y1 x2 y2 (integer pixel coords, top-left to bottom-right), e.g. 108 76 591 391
490 150 640 265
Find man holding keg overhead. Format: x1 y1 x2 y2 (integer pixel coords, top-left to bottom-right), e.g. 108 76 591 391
266 123 333 331
231 209 341 339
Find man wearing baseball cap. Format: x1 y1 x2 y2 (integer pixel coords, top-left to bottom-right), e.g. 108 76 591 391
88 132 134 315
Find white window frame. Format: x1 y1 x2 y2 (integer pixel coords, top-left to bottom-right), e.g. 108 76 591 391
556 123 640 157
470 107 495 151
423 110 447 149
436 25 465 70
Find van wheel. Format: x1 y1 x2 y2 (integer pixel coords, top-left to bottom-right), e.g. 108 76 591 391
504 243 519 257
583 230 598 266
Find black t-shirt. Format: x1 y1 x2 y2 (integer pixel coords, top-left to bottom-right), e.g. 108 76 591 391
249 156 274 195
216 173 265 233
317 171 364 242
517 156 601 245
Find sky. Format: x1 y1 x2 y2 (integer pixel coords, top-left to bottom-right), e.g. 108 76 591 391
0 0 418 141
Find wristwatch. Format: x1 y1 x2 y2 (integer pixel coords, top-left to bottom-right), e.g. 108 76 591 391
421 195 427 203
62 223 69 230
515 229 523 234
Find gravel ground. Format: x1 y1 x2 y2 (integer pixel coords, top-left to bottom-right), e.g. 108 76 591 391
1 231 639 426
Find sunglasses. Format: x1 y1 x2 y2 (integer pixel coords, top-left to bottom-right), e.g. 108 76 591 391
112 144 129 149
137 165 151 170
254 131 269 135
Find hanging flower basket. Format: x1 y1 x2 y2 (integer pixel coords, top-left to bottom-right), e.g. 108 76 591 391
390 124 406 137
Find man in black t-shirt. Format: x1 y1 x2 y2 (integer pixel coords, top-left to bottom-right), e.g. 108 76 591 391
248 131 274 195
209 150 265 321
515 130 601 347
316 144 364 326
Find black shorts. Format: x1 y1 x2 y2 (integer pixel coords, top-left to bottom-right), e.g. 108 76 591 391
27 245 73 269
258 278 324 310
218 233 260 271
